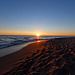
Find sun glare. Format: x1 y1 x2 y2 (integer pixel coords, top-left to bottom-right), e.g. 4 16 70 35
36 33 40 36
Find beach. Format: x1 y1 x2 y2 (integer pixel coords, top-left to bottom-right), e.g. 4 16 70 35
0 37 75 75
0 40 47 74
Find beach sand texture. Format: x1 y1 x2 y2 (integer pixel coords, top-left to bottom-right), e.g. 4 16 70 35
1 38 75 75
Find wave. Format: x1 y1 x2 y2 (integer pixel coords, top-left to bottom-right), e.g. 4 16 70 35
0 35 73 49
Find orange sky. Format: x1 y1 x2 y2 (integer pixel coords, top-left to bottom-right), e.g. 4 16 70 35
0 30 75 36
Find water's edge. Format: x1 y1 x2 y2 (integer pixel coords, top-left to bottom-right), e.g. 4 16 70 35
0 41 35 57
0 40 45 57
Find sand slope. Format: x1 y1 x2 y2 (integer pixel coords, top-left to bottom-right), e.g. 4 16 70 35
0 41 46 74
2 38 75 75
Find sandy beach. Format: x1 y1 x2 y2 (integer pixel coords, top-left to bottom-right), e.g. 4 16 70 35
0 38 75 75
0 40 47 74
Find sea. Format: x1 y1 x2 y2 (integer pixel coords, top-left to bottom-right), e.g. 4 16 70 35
0 35 73 57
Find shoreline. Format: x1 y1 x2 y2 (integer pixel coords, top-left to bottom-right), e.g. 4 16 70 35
0 40 47 74
0 40 47 57
0 40 45 57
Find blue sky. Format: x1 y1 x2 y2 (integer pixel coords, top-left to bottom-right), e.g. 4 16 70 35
0 0 75 35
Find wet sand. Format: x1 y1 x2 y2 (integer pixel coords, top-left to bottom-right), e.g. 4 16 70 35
0 41 35 57
0 40 47 74
0 38 75 75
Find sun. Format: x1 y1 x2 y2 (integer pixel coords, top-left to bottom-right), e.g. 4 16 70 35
36 33 40 36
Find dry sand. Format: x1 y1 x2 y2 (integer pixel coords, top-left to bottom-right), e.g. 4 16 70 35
0 38 75 75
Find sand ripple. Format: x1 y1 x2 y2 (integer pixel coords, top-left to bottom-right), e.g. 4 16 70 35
3 38 75 75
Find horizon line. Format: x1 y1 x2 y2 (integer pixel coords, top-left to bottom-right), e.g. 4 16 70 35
0 34 75 36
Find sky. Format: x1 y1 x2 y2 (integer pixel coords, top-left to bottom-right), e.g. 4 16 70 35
0 0 75 36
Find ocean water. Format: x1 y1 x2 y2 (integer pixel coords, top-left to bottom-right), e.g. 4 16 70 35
0 35 72 49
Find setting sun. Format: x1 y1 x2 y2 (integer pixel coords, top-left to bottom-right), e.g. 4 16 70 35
36 33 40 36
